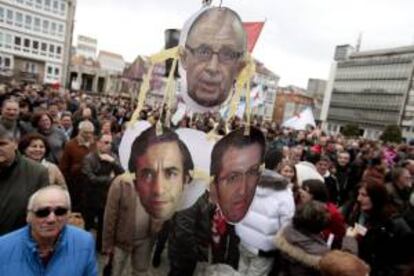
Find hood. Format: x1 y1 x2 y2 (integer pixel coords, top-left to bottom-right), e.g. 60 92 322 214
258 169 289 190
295 162 324 187
274 225 324 270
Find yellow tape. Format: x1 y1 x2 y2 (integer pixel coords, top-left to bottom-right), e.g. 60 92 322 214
128 46 181 128
190 168 213 183
227 53 256 131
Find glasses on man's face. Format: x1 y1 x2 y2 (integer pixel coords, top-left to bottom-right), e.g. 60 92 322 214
217 164 263 187
186 45 243 63
31 206 69 218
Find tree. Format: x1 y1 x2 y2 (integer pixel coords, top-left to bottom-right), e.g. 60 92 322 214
380 125 402 144
341 123 360 138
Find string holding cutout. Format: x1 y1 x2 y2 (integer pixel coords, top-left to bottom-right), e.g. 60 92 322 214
127 46 180 133
226 53 256 135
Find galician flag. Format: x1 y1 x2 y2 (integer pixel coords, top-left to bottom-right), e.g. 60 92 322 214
282 108 316 130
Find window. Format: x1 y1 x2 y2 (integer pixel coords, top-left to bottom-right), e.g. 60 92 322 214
53 1 58 11
49 44 54 53
54 67 59 76
41 42 47 51
42 20 49 33
51 22 56 35
60 2 66 13
24 38 30 48
0 7 4 22
25 15 32 29
26 0 33 7
35 0 42 8
33 40 39 49
56 46 61 54
47 66 52 74
15 12 23 27
6 10 13 25
14 37 21 46
34 17 40 31
58 24 64 36
5 34 12 48
5 58 10 67
45 0 51 10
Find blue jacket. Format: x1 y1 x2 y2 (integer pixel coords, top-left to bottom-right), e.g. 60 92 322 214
0 225 98 276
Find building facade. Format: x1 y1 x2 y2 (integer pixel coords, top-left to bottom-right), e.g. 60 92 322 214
273 86 314 124
69 36 126 95
76 35 96 59
251 60 279 121
325 44 414 139
0 0 76 86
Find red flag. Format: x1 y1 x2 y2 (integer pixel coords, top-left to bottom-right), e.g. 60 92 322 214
51 82 60 90
243 22 265 53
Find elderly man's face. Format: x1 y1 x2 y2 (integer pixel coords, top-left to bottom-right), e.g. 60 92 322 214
27 189 69 241
213 144 262 223
135 142 186 220
79 125 94 143
2 101 19 121
181 11 245 107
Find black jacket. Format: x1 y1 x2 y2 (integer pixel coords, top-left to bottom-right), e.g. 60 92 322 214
81 151 124 209
168 192 240 276
0 153 49 235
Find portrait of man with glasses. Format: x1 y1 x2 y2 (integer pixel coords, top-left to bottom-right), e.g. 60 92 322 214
179 6 247 111
210 126 266 223
0 185 97 275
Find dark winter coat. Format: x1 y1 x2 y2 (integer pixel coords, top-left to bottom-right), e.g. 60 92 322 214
81 151 124 209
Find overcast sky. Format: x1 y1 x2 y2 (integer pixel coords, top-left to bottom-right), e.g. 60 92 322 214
74 0 414 87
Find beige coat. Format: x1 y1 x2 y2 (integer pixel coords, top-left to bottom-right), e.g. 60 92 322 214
102 173 151 253
42 159 67 188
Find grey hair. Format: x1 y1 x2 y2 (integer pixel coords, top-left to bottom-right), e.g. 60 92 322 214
78 120 94 131
2 98 19 108
27 185 71 211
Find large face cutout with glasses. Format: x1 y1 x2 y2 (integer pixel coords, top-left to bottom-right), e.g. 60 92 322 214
180 8 246 110
212 143 262 223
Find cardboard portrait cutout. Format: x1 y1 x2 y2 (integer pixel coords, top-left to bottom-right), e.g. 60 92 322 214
126 125 194 220
119 121 214 219
209 126 266 223
178 6 248 113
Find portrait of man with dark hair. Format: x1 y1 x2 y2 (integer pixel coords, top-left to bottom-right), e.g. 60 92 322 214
210 126 266 223
128 125 194 220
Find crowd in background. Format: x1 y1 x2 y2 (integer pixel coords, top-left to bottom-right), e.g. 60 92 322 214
0 82 414 275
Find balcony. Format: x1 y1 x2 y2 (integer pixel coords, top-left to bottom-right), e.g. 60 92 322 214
330 100 401 112
15 70 39 83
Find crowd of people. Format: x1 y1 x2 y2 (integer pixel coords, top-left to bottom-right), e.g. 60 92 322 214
0 81 413 276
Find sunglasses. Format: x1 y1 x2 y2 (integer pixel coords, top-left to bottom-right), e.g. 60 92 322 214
32 207 69 218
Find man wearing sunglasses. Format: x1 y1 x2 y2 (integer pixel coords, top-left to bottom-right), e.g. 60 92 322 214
0 185 98 275
179 7 247 111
